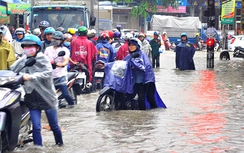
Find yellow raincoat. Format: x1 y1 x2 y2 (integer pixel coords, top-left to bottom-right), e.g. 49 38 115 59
0 39 16 70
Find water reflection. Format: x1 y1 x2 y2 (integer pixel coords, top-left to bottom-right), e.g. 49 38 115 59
185 70 228 151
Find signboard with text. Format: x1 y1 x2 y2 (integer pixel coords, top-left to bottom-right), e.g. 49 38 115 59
221 0 235 25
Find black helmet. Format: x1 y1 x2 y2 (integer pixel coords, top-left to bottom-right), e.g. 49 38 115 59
52 31 64 40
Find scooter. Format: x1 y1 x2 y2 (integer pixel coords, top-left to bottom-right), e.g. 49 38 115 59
71 62 92 94
233 46 244 58
0 57 36 152
92 60 105 91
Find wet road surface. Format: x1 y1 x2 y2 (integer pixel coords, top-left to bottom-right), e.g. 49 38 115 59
13 50 244 152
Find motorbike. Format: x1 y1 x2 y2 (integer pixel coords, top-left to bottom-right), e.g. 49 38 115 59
92 60 105 91
0 58 36 152
96 61 138 112
233 46 244 58
71 62 92 94
51 51 79 108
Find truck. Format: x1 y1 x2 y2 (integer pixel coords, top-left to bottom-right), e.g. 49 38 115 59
150 15 202 44
29 0 98 31
96 5 113 33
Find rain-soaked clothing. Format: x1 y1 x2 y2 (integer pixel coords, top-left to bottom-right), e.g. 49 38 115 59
10 52 58 109
0 39 16 70
174 40 196 70
70 36 97 82
116 41 129 60
96 40 116 63
104 50 166 110
41 40 52 53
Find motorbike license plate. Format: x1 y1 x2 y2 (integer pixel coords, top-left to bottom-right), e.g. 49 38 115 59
95 72 104 77
77 72 86 79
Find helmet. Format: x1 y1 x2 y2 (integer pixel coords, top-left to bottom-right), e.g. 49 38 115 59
154 31 159 36
113 31 121 38
196 33 199 36
123 33 133 40
138 32 145 38
163 31 167 35
63 33 72 40
21 34 42 49
33 28 41 36
15 27 25 35
128 38 141 49
52 31 64 40
67 28 77 35
44 27 55 35
39 20 49 28
100 32 109 39
87 29 96 38
108 31 114 38
78 26 88 36
181 32 187 37
56 27 65 33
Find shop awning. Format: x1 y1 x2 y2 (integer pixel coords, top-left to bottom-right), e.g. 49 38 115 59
1 0 31 15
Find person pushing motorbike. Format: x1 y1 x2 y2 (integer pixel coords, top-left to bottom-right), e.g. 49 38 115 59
10 34 63 147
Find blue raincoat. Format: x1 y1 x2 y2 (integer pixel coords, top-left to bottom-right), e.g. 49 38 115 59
96 40 116 63
174 40 196 70
103 50 166 109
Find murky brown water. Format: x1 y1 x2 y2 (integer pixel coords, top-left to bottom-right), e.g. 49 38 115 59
13 51 244 152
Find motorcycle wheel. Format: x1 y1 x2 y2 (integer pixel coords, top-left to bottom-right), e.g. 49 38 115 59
96 93 115 112
69 88 77 105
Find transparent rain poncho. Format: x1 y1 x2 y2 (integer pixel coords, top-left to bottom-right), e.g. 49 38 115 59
10 52 58 109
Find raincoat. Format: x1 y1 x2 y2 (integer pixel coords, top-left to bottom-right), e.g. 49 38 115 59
96 40 116 63
0 39 16 70
70 36 97 82
140 39 152 59
11 33 25 58
174 40 196 70
104 50 166 109
10 51 58 109
116 41 129 60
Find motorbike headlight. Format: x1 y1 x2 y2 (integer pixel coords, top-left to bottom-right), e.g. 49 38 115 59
0 76 17 86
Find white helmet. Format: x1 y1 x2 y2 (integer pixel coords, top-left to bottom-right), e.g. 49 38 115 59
33 28 41 36
87 29 96 38
123 33 133 40
163 31 167 35
63 33 72 40
15 27 25 35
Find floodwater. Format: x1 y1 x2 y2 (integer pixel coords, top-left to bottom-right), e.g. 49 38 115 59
13 50 244 152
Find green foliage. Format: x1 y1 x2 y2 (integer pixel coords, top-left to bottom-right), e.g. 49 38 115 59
111 0 179 18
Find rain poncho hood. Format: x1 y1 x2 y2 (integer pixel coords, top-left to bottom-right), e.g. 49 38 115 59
1 25 13 42
10 52 58 109
0 38 16 70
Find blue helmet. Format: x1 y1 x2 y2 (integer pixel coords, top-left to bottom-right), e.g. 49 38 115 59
181 33 187 37
44 27 55 35
39 20 50 28
113 31 121 38
154 31 159 36
21 34 42 50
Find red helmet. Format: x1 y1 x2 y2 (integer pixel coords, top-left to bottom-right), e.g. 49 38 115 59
108 31 114 38
100 32 109 39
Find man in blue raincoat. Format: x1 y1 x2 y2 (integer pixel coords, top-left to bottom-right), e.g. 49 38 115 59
174 33 196 70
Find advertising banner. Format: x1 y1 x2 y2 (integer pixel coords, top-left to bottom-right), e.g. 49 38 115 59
221 0 235 25
7 3 31 15
0 5 9 24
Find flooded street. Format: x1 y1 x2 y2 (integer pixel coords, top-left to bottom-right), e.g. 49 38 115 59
14 50 244 152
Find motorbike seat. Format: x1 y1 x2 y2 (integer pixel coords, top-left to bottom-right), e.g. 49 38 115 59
67 71 78 81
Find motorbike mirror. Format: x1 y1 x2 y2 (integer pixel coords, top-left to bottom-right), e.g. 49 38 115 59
25 57 36 67
17 57 36 74
58 51 65 57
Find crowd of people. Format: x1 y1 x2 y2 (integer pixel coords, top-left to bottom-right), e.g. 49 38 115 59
0 20 196 147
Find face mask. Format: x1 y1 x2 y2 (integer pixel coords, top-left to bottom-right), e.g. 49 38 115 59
51 39 61 46
64 42 70 47
24 46 37 57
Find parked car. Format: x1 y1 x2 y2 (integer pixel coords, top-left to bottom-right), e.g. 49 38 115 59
228 35 244 51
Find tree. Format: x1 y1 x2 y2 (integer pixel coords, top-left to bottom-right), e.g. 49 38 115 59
110 0 179 17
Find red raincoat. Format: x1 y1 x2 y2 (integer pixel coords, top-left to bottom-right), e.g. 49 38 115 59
70 36 97 82
116 41 129 60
